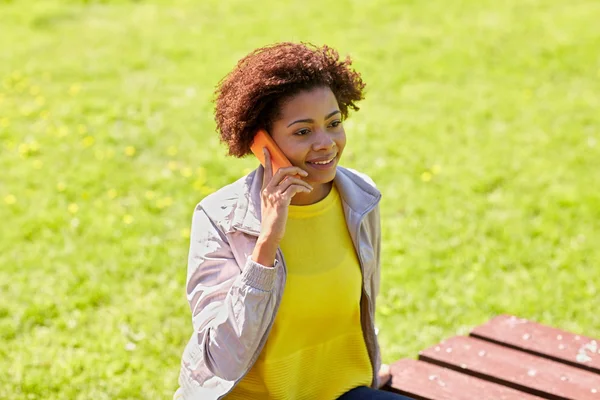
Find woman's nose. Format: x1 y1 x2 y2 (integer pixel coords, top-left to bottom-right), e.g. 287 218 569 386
311 129 335 150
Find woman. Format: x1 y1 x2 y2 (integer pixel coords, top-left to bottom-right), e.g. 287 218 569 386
175 42 410 400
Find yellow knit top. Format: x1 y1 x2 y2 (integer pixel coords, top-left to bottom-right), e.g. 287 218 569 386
226 183 372 400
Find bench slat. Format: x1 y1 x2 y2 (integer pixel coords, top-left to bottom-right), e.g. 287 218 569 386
387 359 543 400
470 315 600 375
418 336 600 400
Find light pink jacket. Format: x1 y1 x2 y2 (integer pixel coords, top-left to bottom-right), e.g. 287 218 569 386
175 165 383 400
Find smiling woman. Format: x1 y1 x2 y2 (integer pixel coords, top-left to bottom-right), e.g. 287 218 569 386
267 86 346 205
174 42 410 400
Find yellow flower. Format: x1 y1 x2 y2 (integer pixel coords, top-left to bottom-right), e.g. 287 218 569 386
11 71 22 80
107 189 118 199
167 161 178 171
0 118 9 128
29 86 40 95
125 146 136 157
81 192 89 200
29 140 40 153
68 203 79 214
123 214 134 224
4 194 16 205
432 164 442 174
167 146 178 156
69 84 81 96
18 143 30 157
39 110 50 120
57 182 66 192
35 96 45 106
82 136 95 148
180 228 191 239
57 126 69 137
180 167 192 177
156 197 173 209
421 171 432 182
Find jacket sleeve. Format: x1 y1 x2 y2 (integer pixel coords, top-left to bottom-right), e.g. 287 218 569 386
180 205 280 385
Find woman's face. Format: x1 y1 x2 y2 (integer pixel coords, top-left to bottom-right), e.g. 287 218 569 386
269 86 346 190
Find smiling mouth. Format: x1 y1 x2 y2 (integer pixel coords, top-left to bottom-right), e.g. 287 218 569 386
308 159 334 166
307 155 337 165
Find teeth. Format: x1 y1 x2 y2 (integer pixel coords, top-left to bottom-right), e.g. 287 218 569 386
311 158 334 165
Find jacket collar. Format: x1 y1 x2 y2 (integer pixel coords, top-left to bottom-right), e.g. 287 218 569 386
230 165 381 236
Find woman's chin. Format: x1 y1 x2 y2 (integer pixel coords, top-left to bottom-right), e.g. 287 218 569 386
304 161 338 183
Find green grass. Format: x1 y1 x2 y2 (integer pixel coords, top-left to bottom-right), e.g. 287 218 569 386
1 0 599 398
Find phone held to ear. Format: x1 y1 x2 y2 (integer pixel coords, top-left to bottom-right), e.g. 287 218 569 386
250 129 294 175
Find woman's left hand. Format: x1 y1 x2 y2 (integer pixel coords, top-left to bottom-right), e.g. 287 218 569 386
377 363 391 388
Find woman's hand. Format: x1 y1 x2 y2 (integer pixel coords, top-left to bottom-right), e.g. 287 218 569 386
251 147 312 267
377 363 391 389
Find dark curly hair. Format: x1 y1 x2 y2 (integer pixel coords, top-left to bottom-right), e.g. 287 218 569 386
213 42 366 157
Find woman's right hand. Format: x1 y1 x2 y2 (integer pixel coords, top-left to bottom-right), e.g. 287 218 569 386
258 147 313 244
251 147 312 267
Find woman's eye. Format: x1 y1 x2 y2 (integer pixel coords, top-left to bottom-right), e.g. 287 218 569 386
330 120 342 128
296 129 310 136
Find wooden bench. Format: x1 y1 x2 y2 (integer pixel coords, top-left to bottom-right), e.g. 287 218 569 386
382 315 600 400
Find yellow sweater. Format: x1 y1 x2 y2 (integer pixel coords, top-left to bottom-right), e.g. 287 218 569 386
227 183 372 400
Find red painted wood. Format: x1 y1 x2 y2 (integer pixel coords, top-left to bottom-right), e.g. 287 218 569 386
418 336 600 400
471 315 600 375
387 359 543 400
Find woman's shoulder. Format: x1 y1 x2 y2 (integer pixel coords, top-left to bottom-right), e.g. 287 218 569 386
195 170 257 217
337 166 378 189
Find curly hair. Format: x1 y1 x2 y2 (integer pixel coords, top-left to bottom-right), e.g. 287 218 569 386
213 42 366 157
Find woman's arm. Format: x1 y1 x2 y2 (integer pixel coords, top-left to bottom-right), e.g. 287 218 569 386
181 150 312 386
181 206 280 384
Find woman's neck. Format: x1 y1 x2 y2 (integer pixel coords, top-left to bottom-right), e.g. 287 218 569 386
290 181 333 206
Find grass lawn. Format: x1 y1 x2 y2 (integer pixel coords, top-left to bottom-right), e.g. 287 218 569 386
1 0 599 398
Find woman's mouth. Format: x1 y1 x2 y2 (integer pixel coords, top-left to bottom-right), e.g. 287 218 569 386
306 156 336 169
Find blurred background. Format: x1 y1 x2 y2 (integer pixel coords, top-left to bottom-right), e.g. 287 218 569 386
1 0 599 398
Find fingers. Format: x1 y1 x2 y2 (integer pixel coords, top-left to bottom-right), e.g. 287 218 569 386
261 146 310 198
377 364 392 388
262 147 273 190
269 166 308 188
278 176 313 193
282 184 312 200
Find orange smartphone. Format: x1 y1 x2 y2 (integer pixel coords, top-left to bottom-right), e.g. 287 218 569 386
250 129 293 174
